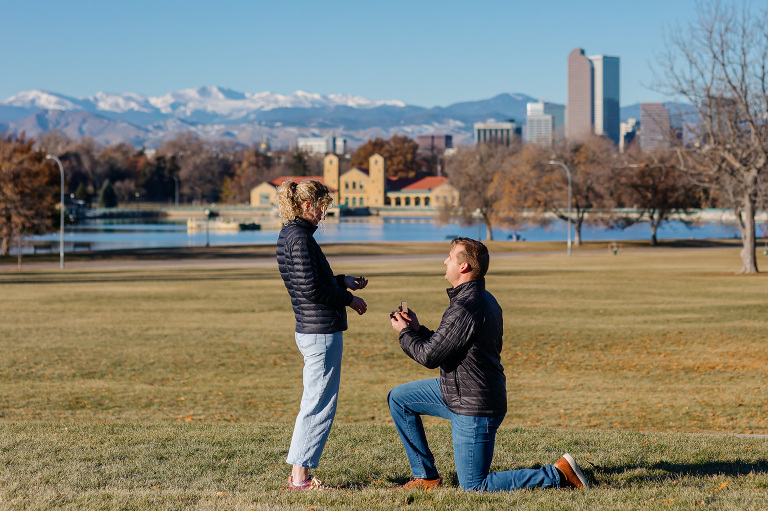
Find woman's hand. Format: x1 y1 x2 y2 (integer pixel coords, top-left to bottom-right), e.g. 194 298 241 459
345 275 368 291
349 296 367 315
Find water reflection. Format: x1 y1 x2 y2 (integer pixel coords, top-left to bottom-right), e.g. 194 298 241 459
21 216 742 254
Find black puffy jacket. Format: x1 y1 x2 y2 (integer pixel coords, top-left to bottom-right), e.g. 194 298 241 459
276 218 353 334
398 278 507 417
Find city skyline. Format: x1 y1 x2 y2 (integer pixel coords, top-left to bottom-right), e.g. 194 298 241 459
1 0 708 108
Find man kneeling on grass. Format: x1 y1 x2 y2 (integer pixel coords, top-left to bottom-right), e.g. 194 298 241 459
388 237 589 492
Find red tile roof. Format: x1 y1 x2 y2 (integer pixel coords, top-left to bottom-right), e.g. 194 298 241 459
388 176 449 192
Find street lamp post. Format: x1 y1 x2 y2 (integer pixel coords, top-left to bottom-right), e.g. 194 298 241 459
548 160 572 256
474 208 482 241
45 155 65 269
204 208 210 247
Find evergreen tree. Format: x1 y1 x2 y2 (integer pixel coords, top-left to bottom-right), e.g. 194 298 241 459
289 150 311 177
73 182 90 205
98 180 118 208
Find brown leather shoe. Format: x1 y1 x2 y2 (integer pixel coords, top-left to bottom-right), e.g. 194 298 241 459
389 477 443 491
554 453 589 489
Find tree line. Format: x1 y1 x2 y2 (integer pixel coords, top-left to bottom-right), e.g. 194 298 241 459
447 0 768 274
2 2 767 272
444 137 706 246
0 131 427 255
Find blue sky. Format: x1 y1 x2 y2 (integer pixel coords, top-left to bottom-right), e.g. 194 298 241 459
2 0 706 107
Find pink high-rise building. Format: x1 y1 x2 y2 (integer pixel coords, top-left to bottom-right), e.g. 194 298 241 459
567 48 621 145
567 48 593 142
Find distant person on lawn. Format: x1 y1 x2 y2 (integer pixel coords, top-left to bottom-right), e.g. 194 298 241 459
388 237 589 492
276 179 368 490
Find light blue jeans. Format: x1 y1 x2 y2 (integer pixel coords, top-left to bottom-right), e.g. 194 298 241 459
286 331 343 468
388 378 562 491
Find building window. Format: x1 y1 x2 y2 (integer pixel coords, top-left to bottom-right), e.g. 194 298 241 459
359 181 364 189
352 197 357 206
345 198 349 206
415 197 421 206
345 182 349 189
352 181 357 190
424 197 430 206
260 194 270 205
360 198 364 206
395 197 401 206
405 197 411 206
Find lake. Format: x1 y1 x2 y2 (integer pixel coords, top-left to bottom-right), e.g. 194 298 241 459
19 216 745 254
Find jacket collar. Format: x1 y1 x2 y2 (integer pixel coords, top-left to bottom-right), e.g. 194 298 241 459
290 217 318 234
446 278 485 299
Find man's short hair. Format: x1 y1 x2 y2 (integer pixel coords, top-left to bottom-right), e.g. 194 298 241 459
451 237 489 279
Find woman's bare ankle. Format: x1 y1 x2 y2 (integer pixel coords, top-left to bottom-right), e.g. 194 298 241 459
291 466 310 484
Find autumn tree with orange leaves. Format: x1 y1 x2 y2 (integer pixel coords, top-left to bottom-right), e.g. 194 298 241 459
220 148 278 204
502 136 616 246
350 135 420 178
0 135 59 256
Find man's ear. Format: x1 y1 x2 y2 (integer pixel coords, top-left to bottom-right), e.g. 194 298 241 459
458 261 471 274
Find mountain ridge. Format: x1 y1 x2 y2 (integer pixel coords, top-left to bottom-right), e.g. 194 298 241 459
0 87 665 149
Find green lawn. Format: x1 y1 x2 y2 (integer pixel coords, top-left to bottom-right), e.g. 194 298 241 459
1 243 767 509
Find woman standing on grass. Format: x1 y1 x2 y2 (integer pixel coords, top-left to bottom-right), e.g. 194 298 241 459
275 179 368 490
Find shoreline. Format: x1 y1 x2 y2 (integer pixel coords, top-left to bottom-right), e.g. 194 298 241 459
0 238 749 271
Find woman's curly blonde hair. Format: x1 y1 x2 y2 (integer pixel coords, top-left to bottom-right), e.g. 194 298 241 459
276 179 333 223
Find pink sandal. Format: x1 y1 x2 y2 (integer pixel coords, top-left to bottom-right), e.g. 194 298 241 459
285 475 332 491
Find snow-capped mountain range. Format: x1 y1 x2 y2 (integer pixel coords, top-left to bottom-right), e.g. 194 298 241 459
4 86 406 117
0 86 543 148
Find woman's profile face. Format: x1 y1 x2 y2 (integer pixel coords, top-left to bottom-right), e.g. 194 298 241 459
301 201 324 226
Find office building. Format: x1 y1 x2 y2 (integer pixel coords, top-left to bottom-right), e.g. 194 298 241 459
567 48 620 145
474 120 521 146
640 103 671 150
620 118 639 153
590 55 620 145
567 48 594 142
296 134 346 155
526 101 565 146
416 134 453 154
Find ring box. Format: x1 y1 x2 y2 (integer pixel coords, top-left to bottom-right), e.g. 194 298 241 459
390 301 407 318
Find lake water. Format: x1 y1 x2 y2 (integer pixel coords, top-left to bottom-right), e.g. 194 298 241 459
20 216 744 254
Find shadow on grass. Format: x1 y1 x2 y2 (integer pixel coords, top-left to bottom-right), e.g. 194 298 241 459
593 459 768 484
371 457 768 491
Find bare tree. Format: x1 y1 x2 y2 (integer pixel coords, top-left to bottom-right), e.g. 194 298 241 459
505 137 615 246
159 133 233 203
615 148 700 245
655 0 768 273
445 144 517 241
220 147 278 204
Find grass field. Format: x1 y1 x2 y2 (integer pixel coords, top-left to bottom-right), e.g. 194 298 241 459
1 242 767 509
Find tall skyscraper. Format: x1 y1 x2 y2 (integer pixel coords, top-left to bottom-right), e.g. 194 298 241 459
566 48 620 145
566 48 593 142
589 55 620 145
